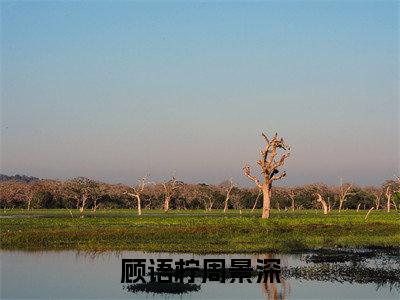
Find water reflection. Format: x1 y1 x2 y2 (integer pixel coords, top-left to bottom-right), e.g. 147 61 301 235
1 249 399 299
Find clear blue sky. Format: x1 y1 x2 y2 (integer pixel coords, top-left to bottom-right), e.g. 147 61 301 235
1 1 398 186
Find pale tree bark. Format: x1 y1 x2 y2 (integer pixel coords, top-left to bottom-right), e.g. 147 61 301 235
203 195 214 212
373 191 382 210
79 194 88 214
356 203 361 212
223 179 234 213
365 207 374 220
316 193 328 215
243 132 290 219
162 177 179 212
251 190 262 212
385 186 392 213
125 177 150 216
338 178 352 213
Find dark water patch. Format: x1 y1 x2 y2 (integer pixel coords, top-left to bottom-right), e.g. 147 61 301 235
123 282 201 295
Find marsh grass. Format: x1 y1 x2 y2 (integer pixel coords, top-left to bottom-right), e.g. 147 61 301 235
1 209 399 253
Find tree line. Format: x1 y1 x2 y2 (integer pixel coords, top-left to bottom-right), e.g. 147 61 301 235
1 175 398 214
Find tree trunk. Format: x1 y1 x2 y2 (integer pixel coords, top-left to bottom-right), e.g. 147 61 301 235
223 199 228 213
356 203 361 212
137 196 142 216
164 197 170 212
261 186 271 219
317 194 328 215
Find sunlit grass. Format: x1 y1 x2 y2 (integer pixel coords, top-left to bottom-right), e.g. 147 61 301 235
1 209 399 253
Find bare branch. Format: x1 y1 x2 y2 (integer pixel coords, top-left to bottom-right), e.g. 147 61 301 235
243 164 262 189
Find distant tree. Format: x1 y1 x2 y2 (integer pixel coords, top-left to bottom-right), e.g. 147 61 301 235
0 181 30 208
220 179 234 213
162 177 179 212
383 179 399 212
336 178 353 212
316 193 328 214
243 132 290 219
63 177 100 216
125 176 152 216
364 186 383 210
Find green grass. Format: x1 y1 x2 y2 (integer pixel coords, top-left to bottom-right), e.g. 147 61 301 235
1 209 399 253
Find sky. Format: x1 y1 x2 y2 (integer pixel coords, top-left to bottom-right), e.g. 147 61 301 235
1 1 398 187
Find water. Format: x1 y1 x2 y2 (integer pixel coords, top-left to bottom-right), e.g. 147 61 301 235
1 250 399 299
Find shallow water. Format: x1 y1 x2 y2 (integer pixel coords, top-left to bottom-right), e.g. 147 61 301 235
1 250 399 299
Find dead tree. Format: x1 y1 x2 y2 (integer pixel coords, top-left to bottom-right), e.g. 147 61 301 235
316 193 328 215
243 132 290 219
338 178 352 212
162 177 179 212
125 177 150 216
223 179 234 213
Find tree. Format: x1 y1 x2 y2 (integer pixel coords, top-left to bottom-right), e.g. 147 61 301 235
337 178 353 212
63 177 99 216
125 177 151 216
383 179 399 212
162 177 179 212
221 179 234 213
316 193 328 215
0 181 30 209
243 132 290 219
287 187 298 211
365 186 383 210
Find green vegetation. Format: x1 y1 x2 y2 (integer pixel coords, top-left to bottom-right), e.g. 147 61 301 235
1 209 399 253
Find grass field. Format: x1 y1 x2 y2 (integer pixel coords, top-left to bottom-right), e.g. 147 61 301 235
1 209 399 253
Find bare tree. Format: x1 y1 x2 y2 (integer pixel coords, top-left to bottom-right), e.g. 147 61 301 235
64 178 99 216
372 188 382 210
222 179 234 213
125 177 151 216
243 132 290 219
162 177 179 212
316 193 328 215
338 178 353 212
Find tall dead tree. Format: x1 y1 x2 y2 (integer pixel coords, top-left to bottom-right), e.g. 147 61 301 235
162 177 179 212
223 179 234 213
338 178 352 212
316 193 328 215
243 132 290 219
125 177 150 216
